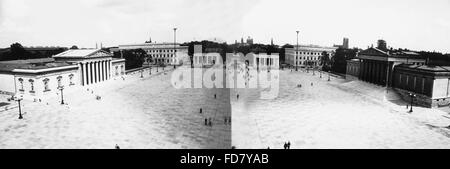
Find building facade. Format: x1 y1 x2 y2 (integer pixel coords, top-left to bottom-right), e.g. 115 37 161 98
393 64 450 108
0 49 125 100
353 47 426 86
118 42 188 65
285 45 337 68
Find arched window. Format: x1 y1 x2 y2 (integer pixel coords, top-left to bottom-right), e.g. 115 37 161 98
69 74 75 85
43 78 50 92
18 78 24 91
29 79 35 93
57 76 63 87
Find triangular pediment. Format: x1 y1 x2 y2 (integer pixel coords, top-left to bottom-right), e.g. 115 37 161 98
86 50 112 58
359 48 389 57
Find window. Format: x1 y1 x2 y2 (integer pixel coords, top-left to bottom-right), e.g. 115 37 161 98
29 79 35 93
18 78 24 91
69 74 75 85
57 76 63 87
43 78 50 92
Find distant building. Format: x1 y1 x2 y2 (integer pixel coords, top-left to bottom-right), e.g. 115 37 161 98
343 38 349 49
285 44 337 68
246 36 253 45
118 42 188 65
192 45 221 67
333 38 349 49
0 49 125 100
235 36 254 47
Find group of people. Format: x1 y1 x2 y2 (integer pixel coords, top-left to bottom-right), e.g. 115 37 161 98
224 116 231 125
283 141 291 149
204 117 213 126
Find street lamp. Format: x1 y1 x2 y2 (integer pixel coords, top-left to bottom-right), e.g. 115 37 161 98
58 86 64 105
173 27 177 69
296 30 299 72
14 96 23 119
409 93 416 113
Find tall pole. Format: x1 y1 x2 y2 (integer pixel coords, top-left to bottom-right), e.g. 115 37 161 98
60 87 64 105
17 98 23 119
174 27 177 69
296 30 299 71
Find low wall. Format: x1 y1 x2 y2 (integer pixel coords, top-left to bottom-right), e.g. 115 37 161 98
393 88 450 108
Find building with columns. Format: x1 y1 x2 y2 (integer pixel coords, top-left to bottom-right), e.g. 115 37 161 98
285 45 337 68
54 49 125 86
348 47 426 86
393 64 450 108
0 49 125 100
118 42 188 65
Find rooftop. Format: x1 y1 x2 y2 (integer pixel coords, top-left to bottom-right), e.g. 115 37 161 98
0 58 73 72
53 49 112 58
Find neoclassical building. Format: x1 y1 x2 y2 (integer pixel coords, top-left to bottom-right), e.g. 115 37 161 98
393 64 450 108
118 42 188 65
347 47 426 86
285 45 337 68
0 49 125 100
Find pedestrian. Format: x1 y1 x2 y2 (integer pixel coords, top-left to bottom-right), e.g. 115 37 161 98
204 118 208 125
311 82 313 86
287 141 291 149
406 104 409 109
200 108 202 114
214 94 216 99
283 142 287 149
115 144 120 149
237 94 239 100
208 118 212 126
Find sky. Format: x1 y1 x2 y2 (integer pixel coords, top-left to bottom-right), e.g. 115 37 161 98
0 0 449 53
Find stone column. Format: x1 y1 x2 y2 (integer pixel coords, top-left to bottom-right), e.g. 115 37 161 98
100 61 104 82
82 63 87 86
96 61 100 83
86 62 91 85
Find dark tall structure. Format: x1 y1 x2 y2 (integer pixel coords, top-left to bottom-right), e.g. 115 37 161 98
343 38 349 49
377 39 387 51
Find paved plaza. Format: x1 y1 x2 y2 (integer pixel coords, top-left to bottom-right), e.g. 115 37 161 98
0 66 231 149
232 69 450 149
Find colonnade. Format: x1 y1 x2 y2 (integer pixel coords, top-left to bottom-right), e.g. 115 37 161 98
79 59 112 86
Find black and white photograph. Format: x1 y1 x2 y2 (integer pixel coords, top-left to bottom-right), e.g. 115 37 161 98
0 0 450 152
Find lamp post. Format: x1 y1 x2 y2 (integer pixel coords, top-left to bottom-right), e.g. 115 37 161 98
58 86 64 105
14 96 23 119
296 30 299 72
173 27 177 69
409 93 416 113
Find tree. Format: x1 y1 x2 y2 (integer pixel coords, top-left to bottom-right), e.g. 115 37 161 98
330 47 358 74
113 49 146 70
320 51 331 71
10 42 29 60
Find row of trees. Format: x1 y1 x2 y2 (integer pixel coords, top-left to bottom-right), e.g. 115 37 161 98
0 43 67 61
